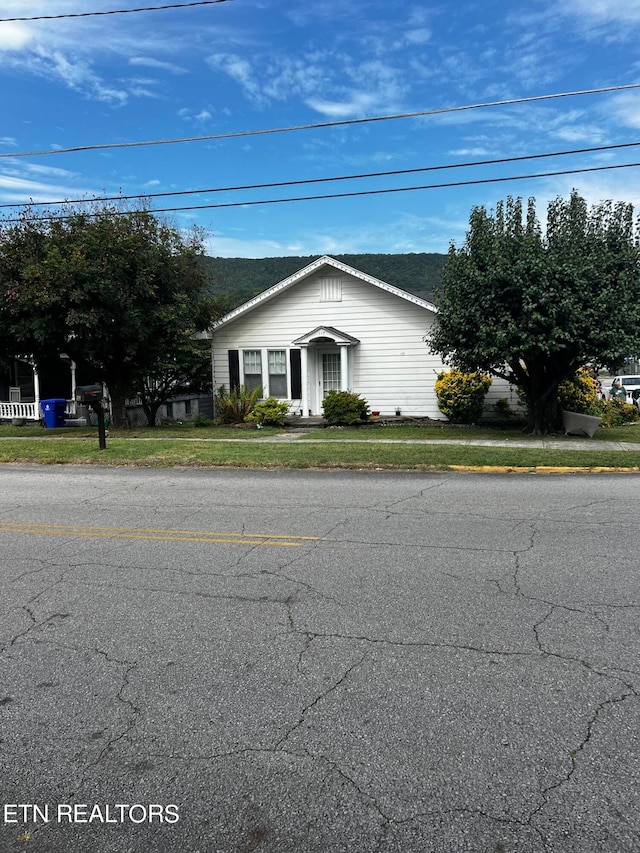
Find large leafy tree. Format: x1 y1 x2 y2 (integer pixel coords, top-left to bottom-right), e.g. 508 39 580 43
0 205 219 427
429 192 640 434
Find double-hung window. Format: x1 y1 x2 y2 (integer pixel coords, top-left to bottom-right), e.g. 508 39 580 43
268 350 287 397
243 350 263 392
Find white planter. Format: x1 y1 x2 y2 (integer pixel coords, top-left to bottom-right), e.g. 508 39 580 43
561 410 602 438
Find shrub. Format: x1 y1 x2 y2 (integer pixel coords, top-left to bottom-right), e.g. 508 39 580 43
248 397 290 427
435 369 492 424
558 368 599 414
193 413 214 428
591 398 640 427
493 397 515 418
213 384 262 424
322 390 370 425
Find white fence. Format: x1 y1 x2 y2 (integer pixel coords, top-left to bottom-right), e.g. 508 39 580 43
0 401 40 421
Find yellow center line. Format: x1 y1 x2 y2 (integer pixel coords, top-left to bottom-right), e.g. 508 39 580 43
0 522 319 548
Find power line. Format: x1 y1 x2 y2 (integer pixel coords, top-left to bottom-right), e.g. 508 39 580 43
4 161 640 223
3 140 640 211
2 82 639 160
0 0 234 23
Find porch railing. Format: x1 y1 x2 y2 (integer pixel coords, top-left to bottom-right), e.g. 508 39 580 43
0 401 40 421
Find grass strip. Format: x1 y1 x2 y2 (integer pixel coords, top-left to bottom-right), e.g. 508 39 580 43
300 424 640 443
0 438 639 470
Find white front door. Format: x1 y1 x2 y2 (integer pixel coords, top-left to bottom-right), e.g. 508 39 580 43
321 352 341 398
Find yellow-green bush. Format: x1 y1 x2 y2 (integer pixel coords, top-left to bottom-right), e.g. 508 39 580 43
247 397 290 427
435 369 492 424
558 368 639 426
592 398 640 427
558 368 598 414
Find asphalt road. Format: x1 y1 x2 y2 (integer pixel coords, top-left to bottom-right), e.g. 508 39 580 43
0 466 638 853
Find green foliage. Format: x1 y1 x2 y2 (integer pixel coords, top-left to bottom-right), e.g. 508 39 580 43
213 384 262 424
435 369 492 424
557 367 639 426
0 204 221 427
591 398 640 427
193 413 214 427
558 367 599 414
429 192 640 434
138 338 212 427
247 397 290 427
493 397 515 418
322 390 370 425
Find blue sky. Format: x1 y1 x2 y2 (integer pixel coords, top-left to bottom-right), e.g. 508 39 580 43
2 0 640 258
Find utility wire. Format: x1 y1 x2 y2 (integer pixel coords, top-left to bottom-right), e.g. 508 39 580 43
2 82 639 160
2 140 639 211
0 0 234 23
4 161 640 223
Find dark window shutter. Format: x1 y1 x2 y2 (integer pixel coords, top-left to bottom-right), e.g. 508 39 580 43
290 349 302 398
228 350 240 391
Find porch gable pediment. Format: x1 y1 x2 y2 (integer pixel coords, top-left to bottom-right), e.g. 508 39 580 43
292 326 360 346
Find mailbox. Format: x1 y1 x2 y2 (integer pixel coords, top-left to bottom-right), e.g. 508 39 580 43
75 383 104 404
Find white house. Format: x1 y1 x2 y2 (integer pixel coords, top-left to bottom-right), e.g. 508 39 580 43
209 255 454 419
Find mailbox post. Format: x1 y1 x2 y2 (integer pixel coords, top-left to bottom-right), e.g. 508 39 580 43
75 384 107 450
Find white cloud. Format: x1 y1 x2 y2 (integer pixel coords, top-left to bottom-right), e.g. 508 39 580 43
562 0 640 23
606 92 640 129
204 233 294 258
0 172 93 204
405 28 431 45
0 21 33 50
207 53 264 104
305 92 382 119
0 137 17 147
449 148 491 157
128 56 188 75
178 107 214 124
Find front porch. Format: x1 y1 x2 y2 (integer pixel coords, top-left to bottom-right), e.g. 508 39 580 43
0 356 80 423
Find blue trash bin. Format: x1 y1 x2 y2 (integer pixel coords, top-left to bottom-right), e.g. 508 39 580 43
41 398 67 428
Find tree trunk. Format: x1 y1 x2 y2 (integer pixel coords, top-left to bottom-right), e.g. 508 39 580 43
141 399 161 427
523 383 562 435
109 392 129 429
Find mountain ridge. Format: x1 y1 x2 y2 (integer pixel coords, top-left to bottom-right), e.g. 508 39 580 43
202 252 447 311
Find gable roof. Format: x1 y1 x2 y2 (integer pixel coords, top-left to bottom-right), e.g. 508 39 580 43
292 325 360 346
210 255 438 332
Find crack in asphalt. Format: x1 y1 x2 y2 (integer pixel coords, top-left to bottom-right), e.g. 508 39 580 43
526 685 639 839
273 652 368 750
83 650 141 775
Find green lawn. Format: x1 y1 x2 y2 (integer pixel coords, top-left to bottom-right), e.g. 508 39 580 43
0 422 281 440
0 435 638 470
1 420 639 469
299 423 640 443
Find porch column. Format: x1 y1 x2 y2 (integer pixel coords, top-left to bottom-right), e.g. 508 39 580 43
69 359 77 415
300 345 309 418
32 364 40 412
339 343 349 391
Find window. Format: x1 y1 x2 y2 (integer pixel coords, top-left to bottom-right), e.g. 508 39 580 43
184 399 192 416
319 276 342 302
268 350 287 397
243 350 263 392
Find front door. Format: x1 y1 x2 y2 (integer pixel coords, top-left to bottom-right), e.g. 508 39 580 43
321 352 341 398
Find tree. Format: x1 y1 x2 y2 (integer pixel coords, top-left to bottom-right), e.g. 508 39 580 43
0 204 220 427
429 192 640 433
137 337 212 427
